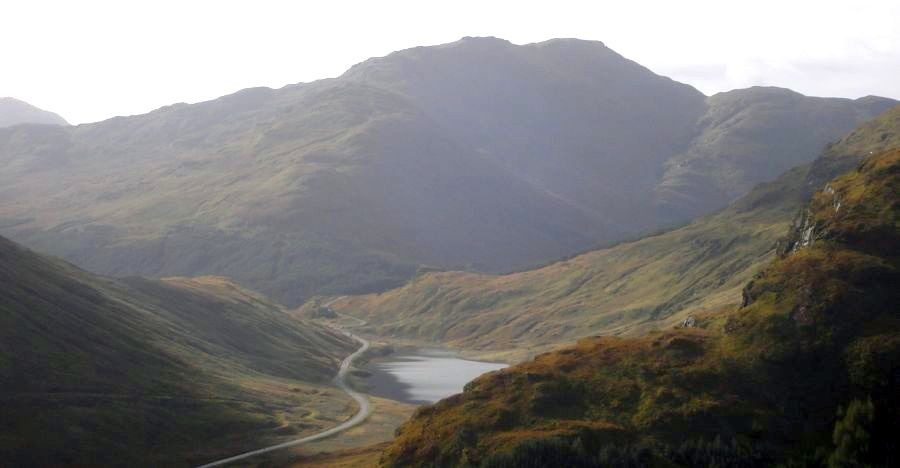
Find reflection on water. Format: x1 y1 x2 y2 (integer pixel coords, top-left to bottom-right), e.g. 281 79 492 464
367 349 507 404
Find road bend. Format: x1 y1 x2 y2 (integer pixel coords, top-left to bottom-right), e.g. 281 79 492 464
196 328 370 467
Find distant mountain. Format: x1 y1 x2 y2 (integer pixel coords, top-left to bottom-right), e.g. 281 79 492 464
333 105 900 358
0 235 355 466
657 88 896 223
379 133 900 468
0 97 67 127
0 38 893 306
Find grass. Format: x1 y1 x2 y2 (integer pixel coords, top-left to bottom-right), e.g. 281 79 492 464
333 164 809 357
332 106 900 360
252 396 417 467
377 147 900 467
0 237 357 466
286 443 389 467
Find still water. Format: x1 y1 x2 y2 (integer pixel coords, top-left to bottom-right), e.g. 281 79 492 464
365 349 507 405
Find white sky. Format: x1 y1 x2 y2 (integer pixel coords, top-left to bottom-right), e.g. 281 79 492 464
2 0 898 124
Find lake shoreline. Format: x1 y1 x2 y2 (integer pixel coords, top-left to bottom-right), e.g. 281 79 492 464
354 348 507 405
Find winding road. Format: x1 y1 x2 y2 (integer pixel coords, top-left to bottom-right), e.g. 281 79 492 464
196 325 371 467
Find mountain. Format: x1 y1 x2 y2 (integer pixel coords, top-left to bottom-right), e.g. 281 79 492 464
0 97 68 127
0 235 356 466
656 89 896 223
332 105 900 358
378 143 900 467
0 38 893 306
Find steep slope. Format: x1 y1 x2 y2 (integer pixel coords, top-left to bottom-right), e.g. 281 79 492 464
379 146 900 467
0 97 68 127
332 105 900 357
0 237 356 466
342 37 707 237
0 38 893 306
656 88 895 223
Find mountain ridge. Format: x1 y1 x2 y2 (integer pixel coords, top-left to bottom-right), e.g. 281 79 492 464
0 37 894 306
0 97 68 128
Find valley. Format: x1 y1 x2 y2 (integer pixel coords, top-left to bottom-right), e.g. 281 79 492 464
0 236 361 466
331 105 900 360
197 329 371 467
1 29 898 468
378 119 900 468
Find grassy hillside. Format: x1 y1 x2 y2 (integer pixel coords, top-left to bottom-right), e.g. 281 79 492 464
333 106 900 359
0 237 356 466
378 146 900 467
0 38 892 307
334 169 802 357
0 97 68 127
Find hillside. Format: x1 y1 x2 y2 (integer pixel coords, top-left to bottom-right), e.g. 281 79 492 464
656 89 895 223
331 105 900 357
333 168 802 357
0 97 68 127
0 38 893 306
378 145 900 467
0 236 356 466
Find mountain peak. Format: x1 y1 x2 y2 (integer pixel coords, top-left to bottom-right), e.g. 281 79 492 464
342 36 623 81
0 97 68 127
531 37 608 49
455 35 512 45
710 86 804 102
1 40 893 310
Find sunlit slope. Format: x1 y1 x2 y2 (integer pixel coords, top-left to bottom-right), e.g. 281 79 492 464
334 168 805 354
0 238 355 466
334 105 900 355
379 146 900 467
0 38 892 307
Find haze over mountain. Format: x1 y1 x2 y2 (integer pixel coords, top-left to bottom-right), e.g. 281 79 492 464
0 37 894 306
0 97 68 128
0 235 356 466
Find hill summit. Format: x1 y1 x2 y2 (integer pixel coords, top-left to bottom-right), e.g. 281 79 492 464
0 97 68 127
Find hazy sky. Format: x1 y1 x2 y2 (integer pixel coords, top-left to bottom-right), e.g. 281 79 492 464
3 0 898 124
